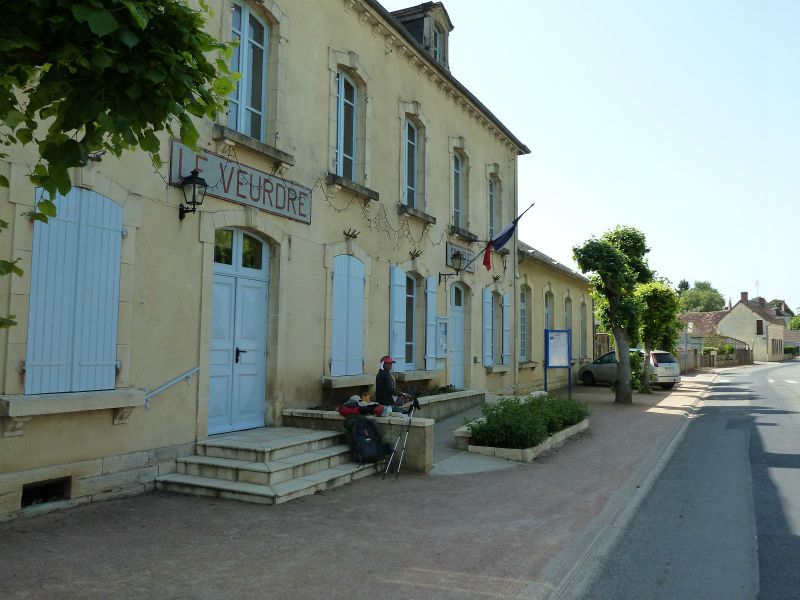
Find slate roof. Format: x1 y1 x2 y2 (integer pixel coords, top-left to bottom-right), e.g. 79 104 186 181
740 299 785 325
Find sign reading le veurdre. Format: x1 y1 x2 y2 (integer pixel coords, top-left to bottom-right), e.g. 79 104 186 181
547 330 570 368
169 140 312 224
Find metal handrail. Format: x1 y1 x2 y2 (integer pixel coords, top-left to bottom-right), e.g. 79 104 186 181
144 366 200 409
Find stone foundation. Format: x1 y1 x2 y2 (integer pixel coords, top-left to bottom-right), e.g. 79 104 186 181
0 441 195 522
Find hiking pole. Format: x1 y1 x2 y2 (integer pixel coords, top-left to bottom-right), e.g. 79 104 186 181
382 396 420 479
393 397 420 478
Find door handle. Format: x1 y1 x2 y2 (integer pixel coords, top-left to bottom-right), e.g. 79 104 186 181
235 347 247 363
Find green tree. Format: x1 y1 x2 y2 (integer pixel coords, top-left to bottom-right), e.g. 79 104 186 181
635 281 681 392
0 0 234 327
574 226 651 404
679 281 725 313
677 279 690 294
789 315 800 330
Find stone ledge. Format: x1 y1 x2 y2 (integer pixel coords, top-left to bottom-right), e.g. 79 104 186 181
518 361 539 371
325 173 379 202
485 365 510 374
395 369 435 382
0 389 146 436
466 418 589 462
397 204 436 225
212 125 295 167
320 374 373 389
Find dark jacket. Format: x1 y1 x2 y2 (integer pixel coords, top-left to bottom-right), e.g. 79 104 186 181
375 369 396 405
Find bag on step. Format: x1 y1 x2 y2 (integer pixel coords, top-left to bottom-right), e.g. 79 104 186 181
343 416 390 464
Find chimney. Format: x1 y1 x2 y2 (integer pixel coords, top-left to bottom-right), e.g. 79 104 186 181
758 297 766 306
740 292 748 303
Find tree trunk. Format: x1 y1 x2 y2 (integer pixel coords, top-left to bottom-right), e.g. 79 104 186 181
640 345 652 394
613 328 633 404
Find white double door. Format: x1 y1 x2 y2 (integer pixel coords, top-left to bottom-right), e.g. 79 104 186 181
209 230 269 435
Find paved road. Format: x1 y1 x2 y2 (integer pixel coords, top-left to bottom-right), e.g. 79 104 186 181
581 361 800 600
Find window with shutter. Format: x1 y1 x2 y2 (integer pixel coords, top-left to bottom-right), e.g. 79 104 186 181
26 189 122 394
331 254 365 376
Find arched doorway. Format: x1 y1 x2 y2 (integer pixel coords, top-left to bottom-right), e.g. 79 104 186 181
208 228 269 434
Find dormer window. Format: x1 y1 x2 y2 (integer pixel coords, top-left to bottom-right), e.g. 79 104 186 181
390 2 453 69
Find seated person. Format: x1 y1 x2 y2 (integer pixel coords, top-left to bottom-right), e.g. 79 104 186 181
375 356 410 414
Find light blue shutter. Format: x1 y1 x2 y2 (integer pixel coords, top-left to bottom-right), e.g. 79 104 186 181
425 275 437 370
331 255 349 376
482 288 493 367
347 258 365 374
502 292 510 365
331 255 364 376
26 189 121 394
389 266 406 372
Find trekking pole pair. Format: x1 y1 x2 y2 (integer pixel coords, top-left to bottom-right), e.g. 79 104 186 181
383 396 421 479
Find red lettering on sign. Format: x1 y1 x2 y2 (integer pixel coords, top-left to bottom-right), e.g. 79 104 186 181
176 147 185 182
195 154 208 173
298 192 308 217
275 182 286 210
249 174 261 203
262 179 274 207
236 169 247 199
219 163 234 194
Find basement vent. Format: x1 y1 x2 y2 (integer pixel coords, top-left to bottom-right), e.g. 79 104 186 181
21 477 71 508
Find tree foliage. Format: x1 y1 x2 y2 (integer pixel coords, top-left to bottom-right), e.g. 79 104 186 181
635 281 681 392
679 281 725 313
789 315 800 331
677 279 689 293
0 0 234 327
574 226 651 404
0 0 234 204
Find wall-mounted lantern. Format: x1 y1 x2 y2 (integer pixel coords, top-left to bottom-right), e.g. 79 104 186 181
178 169 208 220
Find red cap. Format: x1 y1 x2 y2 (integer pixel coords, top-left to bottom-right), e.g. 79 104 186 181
381 356 396 364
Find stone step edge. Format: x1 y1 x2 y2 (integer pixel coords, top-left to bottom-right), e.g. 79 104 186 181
199 429 344 451
157 461 378 499
178 444 354 473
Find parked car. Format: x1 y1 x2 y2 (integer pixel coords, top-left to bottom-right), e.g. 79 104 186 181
578 350 681 390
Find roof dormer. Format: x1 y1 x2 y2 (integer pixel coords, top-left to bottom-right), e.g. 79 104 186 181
390 2 454 69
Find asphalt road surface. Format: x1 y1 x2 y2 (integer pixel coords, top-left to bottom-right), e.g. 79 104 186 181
581 361 800 600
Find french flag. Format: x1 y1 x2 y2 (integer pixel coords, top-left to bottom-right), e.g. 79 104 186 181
483 216 520 270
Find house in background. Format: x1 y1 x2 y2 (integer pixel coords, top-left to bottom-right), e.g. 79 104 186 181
765 299 795 327
717 293 784 361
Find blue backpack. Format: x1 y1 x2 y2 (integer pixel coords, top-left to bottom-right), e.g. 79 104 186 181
343 417 390 464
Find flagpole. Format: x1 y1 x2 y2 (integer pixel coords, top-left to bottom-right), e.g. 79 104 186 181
457 202 536 273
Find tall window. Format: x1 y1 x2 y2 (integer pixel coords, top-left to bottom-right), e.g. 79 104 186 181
452 153 462 228
404 120 417 208
580 302 587 358
229 3 268 141
564 297 573 330
544 291 554 330
519 288 528 362
335 71 357 181
488 178 496 239
432 25 444 63
756 319 764 335
405 275 416 364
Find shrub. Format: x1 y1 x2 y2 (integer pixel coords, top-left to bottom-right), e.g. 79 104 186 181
719 343 735 355
702 347 719 355
466 393 589 449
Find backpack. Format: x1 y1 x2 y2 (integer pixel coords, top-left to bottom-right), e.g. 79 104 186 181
343 416 390 464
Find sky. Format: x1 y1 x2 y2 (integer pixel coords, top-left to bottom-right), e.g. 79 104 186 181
380 0 799 311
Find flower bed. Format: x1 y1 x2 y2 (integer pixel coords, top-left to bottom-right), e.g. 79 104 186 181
461 393 590 462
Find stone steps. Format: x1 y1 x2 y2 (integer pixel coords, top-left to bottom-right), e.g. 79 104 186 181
156 427 379 505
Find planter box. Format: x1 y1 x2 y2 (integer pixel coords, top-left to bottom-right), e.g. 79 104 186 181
464 418 589 463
